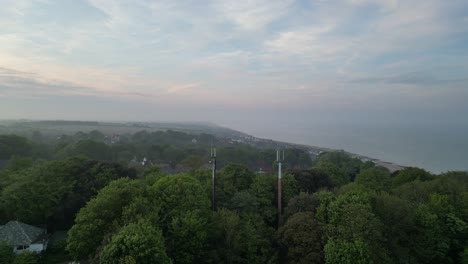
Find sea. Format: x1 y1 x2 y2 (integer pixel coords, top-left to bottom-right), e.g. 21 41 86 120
239 122 468 174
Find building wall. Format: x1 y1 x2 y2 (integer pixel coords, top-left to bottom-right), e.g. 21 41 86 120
14 241 47 254
29 242 46 252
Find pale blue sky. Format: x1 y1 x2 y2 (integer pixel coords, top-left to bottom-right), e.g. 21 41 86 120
1 0 467 132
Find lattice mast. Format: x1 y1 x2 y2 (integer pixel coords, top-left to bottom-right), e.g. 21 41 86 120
277 149 284 226
210 147 217 211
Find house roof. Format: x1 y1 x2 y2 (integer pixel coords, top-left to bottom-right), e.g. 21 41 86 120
0 221 46 246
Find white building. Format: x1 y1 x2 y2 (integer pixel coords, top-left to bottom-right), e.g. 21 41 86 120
0 221 48 253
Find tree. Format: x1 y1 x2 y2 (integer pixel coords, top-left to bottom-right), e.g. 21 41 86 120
0 241 14 264
372 193 417 263
1 157 136 228
282 174 299 208
0 156 34 192
409 193 468 264
66 139 110 160
88 130 105 142
392 167 432 187
315 152 362 181
284 192 317 221
289 169 333 193
100 220 171 264
279 212 324 264
217 164 255 207
66 178 147 260
181 155 206 170
239 213 276 264
152 174 210 229
210 208 243 263
324 239 372 264
12 251 39 264
325 191 390 263
1 161 75 224
227 191 259 215
313 191 336 226
167 210 208 264
314 163 349 186
210 209 275 264
355 168 391 191
249 173 276 224
0 135 32 159
2 156 33 173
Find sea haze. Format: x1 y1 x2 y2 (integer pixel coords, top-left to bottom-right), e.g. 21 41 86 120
240 122 468 174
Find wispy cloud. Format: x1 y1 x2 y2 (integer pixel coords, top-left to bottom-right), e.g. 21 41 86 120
350 72 468 86
0 66 151 98
0 0 467 121
167 83 201 94
215 0 294 31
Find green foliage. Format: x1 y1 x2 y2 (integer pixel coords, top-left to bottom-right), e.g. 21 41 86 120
315 163 349 186
355 168 391 191
371 193 416 263
189 169 212 200
1 130 467 264
289 168 334 193
239 213 276 264
324 239 372 264
167 210 208 264
217 164 254 207
57 139 110 160
12 251 39 264
0 135 32 159
211 209 275 264
2 156 34 173
41 240 69 264
1 161 75 224
152 174 210 228
284 192 317 221
211 209 243 263
0 156 34 192
249 173 276 224
0 241 14 264
325 191 390 263
360 161 375 171
100 220 171 264
314 191 336 225
283 148 313 169
315 152 362 182
227 191 259 214
0 157 135 227
181 155 206 170
142 165 168 185
66 178 147 260
392 167 433 187
88 130 105 142
279 212 324 264
282 174 299 208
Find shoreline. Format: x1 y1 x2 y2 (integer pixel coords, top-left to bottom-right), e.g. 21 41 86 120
255 138 407 173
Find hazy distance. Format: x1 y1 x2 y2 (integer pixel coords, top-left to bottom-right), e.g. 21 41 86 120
1 0 467 172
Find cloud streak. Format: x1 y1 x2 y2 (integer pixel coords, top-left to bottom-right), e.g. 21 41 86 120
0 0 467 123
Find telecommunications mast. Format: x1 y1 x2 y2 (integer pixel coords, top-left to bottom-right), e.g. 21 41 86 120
210 147 217 211
276 149 284 226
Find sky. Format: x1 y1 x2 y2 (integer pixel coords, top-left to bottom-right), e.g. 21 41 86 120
1 0 468 132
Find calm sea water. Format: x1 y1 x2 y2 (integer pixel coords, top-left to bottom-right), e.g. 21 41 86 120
241 122 468 174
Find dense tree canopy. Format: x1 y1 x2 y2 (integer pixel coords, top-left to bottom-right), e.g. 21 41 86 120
279 212 324 264
0 131 466 264
100 220 171 264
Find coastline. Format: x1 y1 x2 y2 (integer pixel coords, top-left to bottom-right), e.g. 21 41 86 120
251 137 407 173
